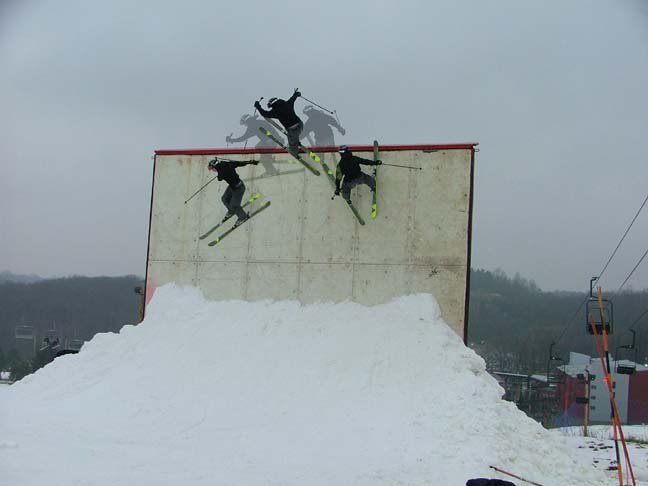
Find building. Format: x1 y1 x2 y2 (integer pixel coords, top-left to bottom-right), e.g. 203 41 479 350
552 352 648 425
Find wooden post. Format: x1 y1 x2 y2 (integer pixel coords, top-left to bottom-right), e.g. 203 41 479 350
583 370 590 437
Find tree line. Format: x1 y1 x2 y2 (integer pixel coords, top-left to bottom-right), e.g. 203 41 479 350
0 275 142 380
468 268 648 374
1 270 646 380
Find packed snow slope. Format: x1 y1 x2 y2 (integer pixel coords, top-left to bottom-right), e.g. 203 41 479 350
0 285 607 485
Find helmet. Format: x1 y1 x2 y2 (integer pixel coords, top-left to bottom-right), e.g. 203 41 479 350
240 114 253 125
303 105 315 114
338 145 350 155
267 97 279 108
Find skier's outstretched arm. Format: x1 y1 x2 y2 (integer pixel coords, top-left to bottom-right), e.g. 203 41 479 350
232 160 259 168
354 155 381 166
228 127 255 143
255 104 274 118
288 89 301 103
325 114 346 135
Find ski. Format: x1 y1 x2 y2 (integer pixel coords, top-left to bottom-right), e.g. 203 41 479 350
330 151 364 225
199 192 263 240
346 199 366 226
208 201 271 246
260 116 322 164
372 140 379 219
258 127 320 176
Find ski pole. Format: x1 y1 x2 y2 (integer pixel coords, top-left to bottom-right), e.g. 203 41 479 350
380 163 421 170
299 95 335 115
184 175 218 204
489 466 544 486
184 157 256 204
254 97 263 116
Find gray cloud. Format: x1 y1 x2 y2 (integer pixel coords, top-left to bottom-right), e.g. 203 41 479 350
1 0 647 291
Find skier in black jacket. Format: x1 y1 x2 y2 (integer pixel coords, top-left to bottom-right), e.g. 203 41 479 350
208 158 259 226
254 89 303 157
334 145 382 204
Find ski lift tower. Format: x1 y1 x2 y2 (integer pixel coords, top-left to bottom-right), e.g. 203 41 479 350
14 325 36 359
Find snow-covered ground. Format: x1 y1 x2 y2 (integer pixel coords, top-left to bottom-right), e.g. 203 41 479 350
554 425 648 485
0 285 625 485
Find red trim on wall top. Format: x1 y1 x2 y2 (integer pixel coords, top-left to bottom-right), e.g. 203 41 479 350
155 143 478 156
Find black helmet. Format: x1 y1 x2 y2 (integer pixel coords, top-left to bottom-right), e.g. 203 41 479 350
267 97 279 108
338 145 351 155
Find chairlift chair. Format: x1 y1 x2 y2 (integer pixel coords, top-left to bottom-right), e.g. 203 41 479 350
615 330 637 375
616 360 636 375
586 298 613 335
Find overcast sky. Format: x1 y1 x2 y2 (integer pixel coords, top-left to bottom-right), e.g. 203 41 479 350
1 0 647 292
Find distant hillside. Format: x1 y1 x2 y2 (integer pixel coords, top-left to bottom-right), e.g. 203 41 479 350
0 271 43 284
468 268 648 374
0 275 143 361
1 270 645 377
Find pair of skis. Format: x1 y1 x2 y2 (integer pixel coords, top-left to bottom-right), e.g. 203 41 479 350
258 125 321 176
258 116 377 226
199 192 271 246
331 140 380 226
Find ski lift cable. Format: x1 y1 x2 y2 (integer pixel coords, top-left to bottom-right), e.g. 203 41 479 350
610 245 648 304
630 308 648 331
552 190 648 345
596 190 648 289
606 244 648 348
610 301 648 351
610 293 648 350
553 296 589 344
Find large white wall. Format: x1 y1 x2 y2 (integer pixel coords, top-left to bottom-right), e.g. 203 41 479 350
145 144 475 338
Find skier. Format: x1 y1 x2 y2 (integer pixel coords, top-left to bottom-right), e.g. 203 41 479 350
226 114 282 176
301 105 346 147
207 158 259 226
334 145 381 204
254 89 303 158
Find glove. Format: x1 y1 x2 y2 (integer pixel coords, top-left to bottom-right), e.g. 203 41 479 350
253 160 259 165
225 135 232 143
334 189 340 196
254 101 261 109
339 127 346 136
376 160 383 165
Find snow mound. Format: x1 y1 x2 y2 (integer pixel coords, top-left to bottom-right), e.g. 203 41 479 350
0 284 606 485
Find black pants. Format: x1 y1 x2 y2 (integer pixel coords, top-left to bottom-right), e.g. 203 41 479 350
221 182 247 220
341 173 375 202
286 121 303 157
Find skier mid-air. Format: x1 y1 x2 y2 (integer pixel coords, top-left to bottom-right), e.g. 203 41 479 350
254 89 303 158
226 114 283 176
334 145 382 205
301 105 346 147
208 158 259 227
